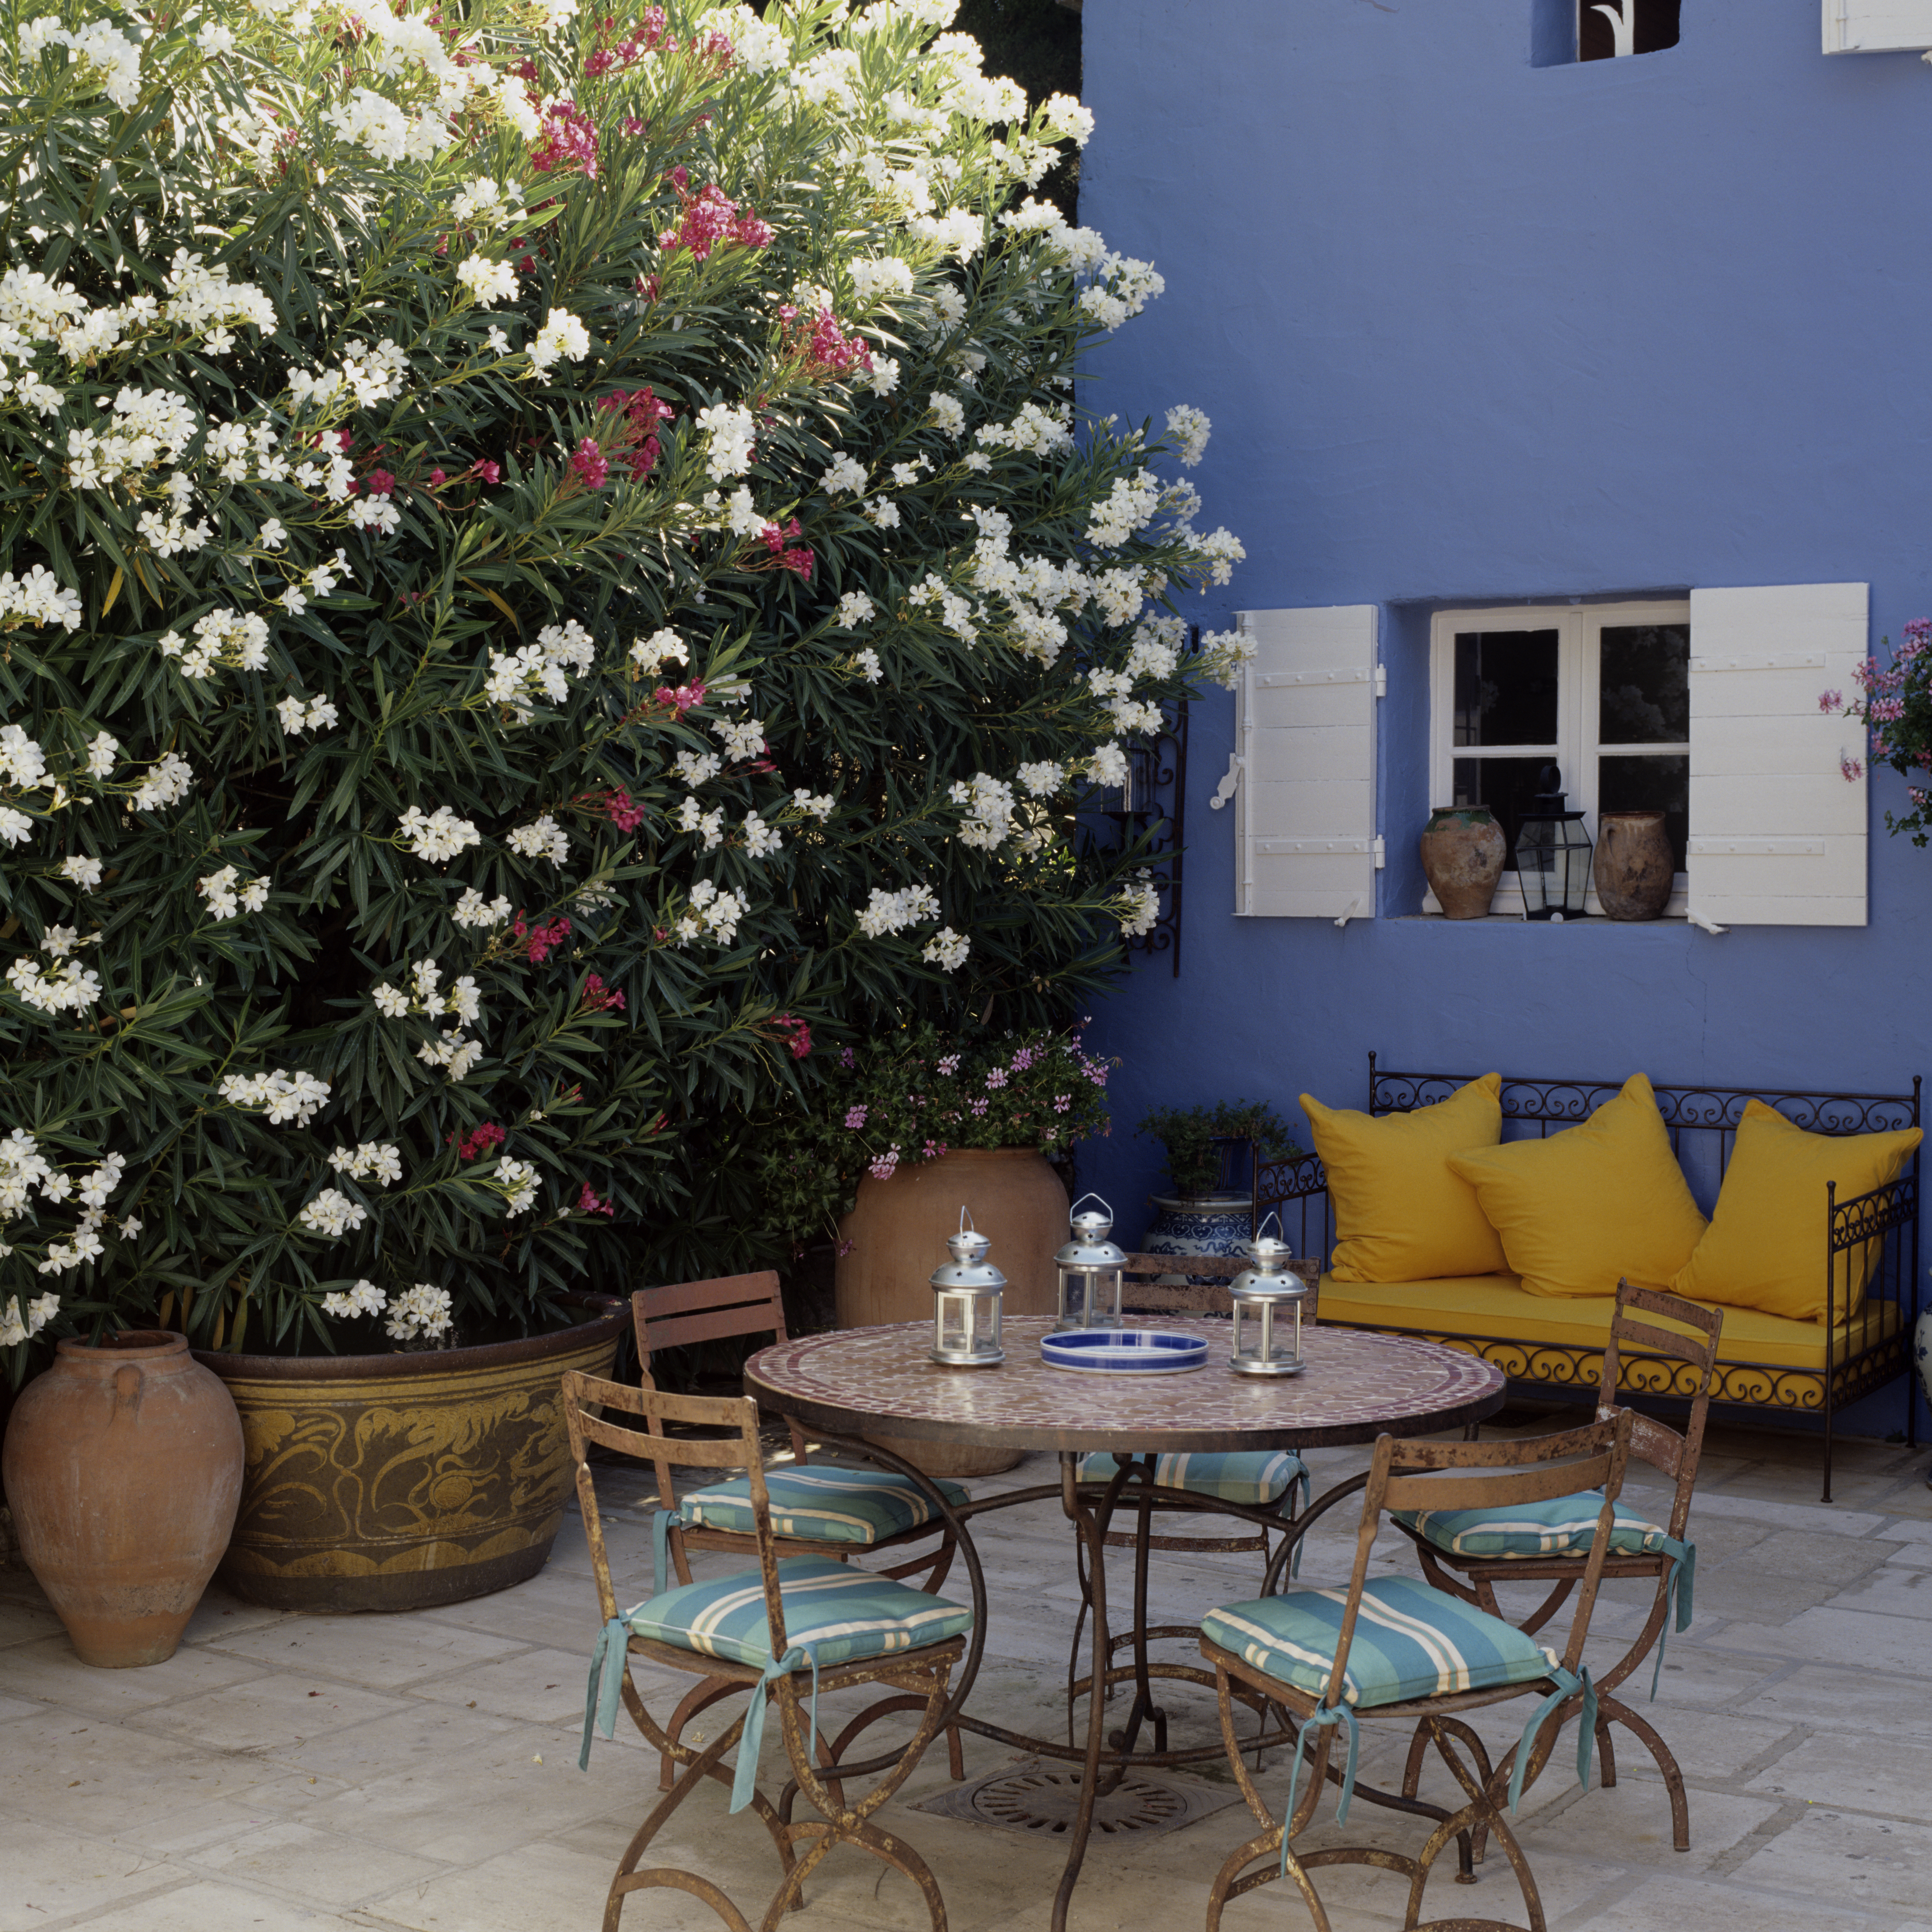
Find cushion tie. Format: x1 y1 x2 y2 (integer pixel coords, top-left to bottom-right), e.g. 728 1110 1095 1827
1507 1666 1597 1816
579 1615 632 1771
1281 1700 1361 1857
1287 1460 1311 1578
729 1643 822 1814
650 1506 686 1601
1647 1537 1696 1698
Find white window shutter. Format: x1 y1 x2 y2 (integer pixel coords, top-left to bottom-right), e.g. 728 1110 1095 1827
1235 605 1379 920
1823 1 1932 54
1686 583 1869 927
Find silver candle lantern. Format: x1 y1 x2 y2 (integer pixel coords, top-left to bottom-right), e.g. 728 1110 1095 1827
1053 1194 1127 1332
929 1211 1006 1366
1227 1216 1307 1377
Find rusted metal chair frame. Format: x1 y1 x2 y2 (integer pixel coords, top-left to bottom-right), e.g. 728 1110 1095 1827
1393 1279 1722 1855
563 1371 966 1932
1202 1412 1634 1932
632 1274 964 1789
1067 1255 1319 1756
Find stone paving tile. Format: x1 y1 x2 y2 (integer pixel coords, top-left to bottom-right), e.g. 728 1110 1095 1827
403 1642 585 1725
203 1611 525 1689
64 1877 368 1930
129 1670 416 1754
1744 1731 1932 1823
1705 1604 1932 1675
1736 1660 1932 1741
1565 1871 1899 1932
1730 1807 1932 1914
0 1821 188 1932
0 1630 268 1716
0 1708 268 1834
1829 1563 1932 1618
183 1819 447 1910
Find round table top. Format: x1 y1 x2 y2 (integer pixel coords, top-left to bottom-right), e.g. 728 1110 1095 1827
745 1317 1507 1455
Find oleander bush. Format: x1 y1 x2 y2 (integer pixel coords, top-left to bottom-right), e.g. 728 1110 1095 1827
0 0 1247 1373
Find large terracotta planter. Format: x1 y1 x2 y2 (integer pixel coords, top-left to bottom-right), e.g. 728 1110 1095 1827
836 1148 1067 1477
193 1296 623 1613
3 1331 244 1667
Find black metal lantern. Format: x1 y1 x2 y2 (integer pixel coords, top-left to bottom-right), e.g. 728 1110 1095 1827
1517 764 1593 922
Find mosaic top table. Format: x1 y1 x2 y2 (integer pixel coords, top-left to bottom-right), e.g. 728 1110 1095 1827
746 1317 1507 1932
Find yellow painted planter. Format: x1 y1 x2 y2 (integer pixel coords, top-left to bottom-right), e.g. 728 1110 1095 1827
195 1299 623 1613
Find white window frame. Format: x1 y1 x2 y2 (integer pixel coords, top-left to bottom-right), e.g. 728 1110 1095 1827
1426 599 1692 919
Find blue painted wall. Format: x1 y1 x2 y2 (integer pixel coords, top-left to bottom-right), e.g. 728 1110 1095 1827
1075 0 1932 1438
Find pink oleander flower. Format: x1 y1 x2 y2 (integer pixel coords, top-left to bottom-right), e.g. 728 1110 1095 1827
579 973 625 1014
471 459 501 485
531 99 600 179
653 680 708 715
577 1183 616 1217
772 1013 812 1059
569 437 609 490
429 467 447 486
658 181 772 262
363 469 396 496
450 1121 506 1161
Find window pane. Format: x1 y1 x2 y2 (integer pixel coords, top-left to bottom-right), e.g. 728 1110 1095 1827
1452 755 1553 872
1454 630 1559 747
1599 754 1688 873
1599 624 1689 744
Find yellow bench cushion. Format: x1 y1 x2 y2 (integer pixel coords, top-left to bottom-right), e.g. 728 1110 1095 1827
1317 1272 1900 1373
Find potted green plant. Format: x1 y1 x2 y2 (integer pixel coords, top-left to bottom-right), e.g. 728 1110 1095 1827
1137 1101 1302 1261
0 0 1251 1629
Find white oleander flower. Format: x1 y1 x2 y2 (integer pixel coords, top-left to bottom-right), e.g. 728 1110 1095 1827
322 1279 386 1319
386 1282 454 1340
507 815 568 864
455 256 518 308
328 1142 403 1187
60 855 103 890
922 926 969 972
452 888 513 929
399 805 481 861
299 1188 367 1239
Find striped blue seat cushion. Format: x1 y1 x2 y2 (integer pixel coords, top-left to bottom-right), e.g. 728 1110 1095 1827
681 1468 970 1546
584 1555 972 1811
1391 1491 1672 1560
1202 1575 1560 1709
1077 1449 1307 1506
626 1554 973 1672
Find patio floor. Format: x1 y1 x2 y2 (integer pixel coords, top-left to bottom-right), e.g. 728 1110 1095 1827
3 1414 1930 1932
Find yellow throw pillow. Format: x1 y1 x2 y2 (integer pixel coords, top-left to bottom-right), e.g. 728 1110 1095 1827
1445 1074 1707 1299
1302 1074 1508 1283
1671 1100 1920 1323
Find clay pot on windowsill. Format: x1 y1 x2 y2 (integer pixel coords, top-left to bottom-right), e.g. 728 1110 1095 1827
1594 810 1674 921
1420 807 1507 919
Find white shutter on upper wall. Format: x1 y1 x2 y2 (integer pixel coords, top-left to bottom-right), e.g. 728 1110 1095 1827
1686 583 1869 928
1233 605 1380 921
1823 2 1932 54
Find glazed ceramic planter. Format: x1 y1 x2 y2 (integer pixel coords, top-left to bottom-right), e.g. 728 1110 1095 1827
836 1147 1067 1477
3 1331 244 1666
1420 806 1507 920
1139 1193 1256 1262
193 1296 623 1613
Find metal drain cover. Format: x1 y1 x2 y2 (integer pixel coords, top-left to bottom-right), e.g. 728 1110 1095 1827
912 1760 1235 1839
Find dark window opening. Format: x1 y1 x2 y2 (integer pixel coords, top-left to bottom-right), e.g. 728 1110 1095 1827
1533 0 1681 66
1580 0 1681 61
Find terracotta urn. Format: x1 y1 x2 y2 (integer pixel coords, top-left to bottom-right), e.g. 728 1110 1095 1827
1420 806 1507 919
836 1146 1068 1477
2 1330 243 1667
1594 810 1674 921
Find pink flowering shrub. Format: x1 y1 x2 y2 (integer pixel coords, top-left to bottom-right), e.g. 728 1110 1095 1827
1825 620 1932 843
759 1024 1116 1244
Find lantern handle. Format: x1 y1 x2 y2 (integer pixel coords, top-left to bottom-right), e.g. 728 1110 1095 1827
958 1206 975 1235
1068 1192 1113 1221
1255 1210 1288 1248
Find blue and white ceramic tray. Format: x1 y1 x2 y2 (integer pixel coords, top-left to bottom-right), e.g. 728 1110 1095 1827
1038 1328 1209 1375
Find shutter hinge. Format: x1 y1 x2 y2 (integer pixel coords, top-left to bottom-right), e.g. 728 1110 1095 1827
1373 836 1386 870
1209 752 1244 812
1374 665 1387 698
